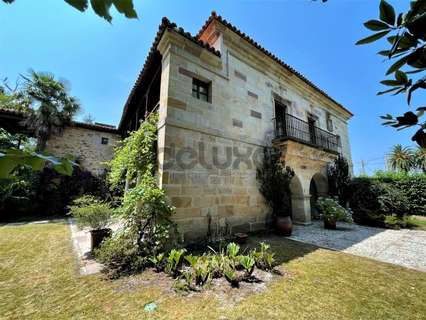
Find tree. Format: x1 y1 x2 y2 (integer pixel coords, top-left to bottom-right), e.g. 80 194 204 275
83 113 95 124
414 146 426 172
1 0 137 23
388 144 415 173
22 71 81 151
0 78 31 113
327 155 350 205
356 0 426 147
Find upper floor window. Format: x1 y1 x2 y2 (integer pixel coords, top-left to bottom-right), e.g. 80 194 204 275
326 112 333 132
101 137 109 145
192 78 209 102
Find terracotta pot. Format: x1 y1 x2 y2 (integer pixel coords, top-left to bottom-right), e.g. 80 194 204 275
323 217 337 230
276 216 292 236
90 228 112 251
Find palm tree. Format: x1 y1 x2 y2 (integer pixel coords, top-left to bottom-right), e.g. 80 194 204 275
22 71 80 151
414 147 426 173
388 144 414 173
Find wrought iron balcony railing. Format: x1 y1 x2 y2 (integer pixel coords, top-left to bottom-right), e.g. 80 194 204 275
273 113 340 153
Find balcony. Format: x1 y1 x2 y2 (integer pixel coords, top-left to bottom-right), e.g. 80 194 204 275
273 113 340 154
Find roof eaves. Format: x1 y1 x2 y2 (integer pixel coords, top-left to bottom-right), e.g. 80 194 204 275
118 17 221 132
197 11 353 118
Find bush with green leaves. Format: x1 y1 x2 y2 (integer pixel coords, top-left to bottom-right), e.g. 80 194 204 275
347 177 410 228
96 113 178 278
68 195 113 230
316 197 353 223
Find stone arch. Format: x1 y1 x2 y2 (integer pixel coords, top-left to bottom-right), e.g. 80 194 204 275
309 172 329 219
289 174 306 223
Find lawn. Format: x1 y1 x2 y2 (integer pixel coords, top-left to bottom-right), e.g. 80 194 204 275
408 215 426 231
1 222 425 319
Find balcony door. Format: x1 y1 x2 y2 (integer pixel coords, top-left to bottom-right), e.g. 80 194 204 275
308 117 316 145
275 101 287 137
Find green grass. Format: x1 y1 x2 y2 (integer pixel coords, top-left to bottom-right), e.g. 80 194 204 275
1 222 425 319
407 215 426 231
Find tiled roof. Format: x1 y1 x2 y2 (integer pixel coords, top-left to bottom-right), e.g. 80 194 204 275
0 108 117 134
197 11 353 117
118 17 221 131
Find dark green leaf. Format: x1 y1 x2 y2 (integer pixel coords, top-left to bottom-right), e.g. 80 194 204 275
379 0 396 25
64 0 88 12
406 68 426 74
396 13 404 26
90 0 113 22
112 0 137 19
364 19 390 31
356 30 390 45
386 55 409 75
377 87 401 95
395 70 408 83
378 50 391 56
380 79 403 86
381 114 394 119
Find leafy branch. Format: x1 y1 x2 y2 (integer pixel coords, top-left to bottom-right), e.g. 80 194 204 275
356 0 426 147
2 0 138 22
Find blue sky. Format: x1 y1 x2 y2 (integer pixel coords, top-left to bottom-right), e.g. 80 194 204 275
0 0 423 175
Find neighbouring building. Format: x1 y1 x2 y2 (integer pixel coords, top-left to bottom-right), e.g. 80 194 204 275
0 107 120 175
118 13 353 240
44 123 120 175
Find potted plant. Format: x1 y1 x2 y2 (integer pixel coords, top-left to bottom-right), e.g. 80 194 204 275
256 147 295 236
68 195 113 250
316 197 353 229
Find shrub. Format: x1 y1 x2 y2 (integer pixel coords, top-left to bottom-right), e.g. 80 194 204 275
347 178 409 228
327 155 350 206
251 242 275 271
68 195 113 230
256 147 294 217
95 230 146 278
316 197 353 223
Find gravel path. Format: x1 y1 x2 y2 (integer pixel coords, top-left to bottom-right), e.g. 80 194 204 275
290 221 426 272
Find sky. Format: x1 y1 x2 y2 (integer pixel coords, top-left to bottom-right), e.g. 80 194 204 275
0 0 423 175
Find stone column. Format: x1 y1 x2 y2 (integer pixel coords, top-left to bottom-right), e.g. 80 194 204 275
292 195 312 225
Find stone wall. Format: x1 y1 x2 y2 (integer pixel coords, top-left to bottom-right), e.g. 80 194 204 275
156 26 353 240
45 126 120 175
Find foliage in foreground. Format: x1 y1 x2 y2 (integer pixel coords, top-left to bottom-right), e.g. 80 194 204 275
1 0 137 23
356 0 426 147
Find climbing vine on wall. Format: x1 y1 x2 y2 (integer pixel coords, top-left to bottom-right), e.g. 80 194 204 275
97 112 177 278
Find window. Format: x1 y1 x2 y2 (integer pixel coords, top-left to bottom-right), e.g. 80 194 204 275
326 112 333 132
192 78 209 102
101 137 109 145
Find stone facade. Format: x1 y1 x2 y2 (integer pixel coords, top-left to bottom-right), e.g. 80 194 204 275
149 17 353 241
45 125 120 175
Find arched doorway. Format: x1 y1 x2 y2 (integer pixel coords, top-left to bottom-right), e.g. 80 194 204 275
310 173 328 220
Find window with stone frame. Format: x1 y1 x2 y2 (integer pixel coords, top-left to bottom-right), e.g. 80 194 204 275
192 78 210 102
101 137 109 145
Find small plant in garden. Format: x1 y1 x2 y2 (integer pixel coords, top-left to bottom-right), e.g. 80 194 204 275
226 242 240 259
165 249 186 277
223 265 239 287
252 242 275 271
239 255 255 278
193 256 212 286
149 253 166 272
316 197 353 229
68 195 113 230
184 254 198 268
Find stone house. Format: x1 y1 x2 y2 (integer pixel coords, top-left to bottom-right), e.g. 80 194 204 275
0 107 120 175
45 123 120 175
118 13 353 241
